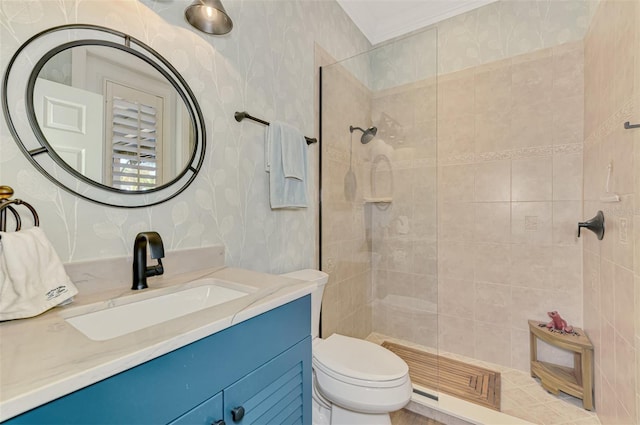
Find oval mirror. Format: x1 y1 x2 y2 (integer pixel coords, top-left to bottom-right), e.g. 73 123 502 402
3 25 206 208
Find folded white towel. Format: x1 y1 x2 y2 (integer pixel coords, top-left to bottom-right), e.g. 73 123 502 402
267 121 308 209
0 227 78 321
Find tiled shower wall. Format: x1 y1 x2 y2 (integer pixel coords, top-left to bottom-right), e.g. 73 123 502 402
437 41 585 371
370 78 438 348
583 0 639 423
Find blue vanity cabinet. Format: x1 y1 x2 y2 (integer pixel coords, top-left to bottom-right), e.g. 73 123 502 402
4 296 311 425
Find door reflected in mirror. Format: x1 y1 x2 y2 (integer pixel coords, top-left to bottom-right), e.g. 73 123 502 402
34 45 194 191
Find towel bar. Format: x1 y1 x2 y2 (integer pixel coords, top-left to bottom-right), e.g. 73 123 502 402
234 111 318 145
0 186 40 234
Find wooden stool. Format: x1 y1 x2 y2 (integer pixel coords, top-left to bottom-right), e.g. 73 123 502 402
528 320 594 410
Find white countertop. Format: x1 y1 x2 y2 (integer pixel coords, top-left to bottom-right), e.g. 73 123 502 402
0 265 313 422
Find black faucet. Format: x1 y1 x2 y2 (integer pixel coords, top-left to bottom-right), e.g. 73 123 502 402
132 231 165 290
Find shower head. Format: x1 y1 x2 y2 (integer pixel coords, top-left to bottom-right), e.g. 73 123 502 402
350 125 378 144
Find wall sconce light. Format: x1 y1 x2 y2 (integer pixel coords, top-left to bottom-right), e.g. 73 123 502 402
185 0 233 35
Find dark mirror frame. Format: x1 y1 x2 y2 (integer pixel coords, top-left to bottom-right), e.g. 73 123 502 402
2 24 206 208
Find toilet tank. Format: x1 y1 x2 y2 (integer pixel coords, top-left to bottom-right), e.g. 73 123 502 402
280 269 328 339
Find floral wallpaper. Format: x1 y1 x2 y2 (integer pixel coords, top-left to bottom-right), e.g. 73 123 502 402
0 0 370 272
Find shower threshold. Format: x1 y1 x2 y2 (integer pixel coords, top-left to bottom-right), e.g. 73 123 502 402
408 386 535 425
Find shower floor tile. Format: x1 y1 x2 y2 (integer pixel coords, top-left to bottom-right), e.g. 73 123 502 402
367 333 602 425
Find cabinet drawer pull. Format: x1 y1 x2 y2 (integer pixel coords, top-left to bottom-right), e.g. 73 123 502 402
231 406 245 422
212 421 226 425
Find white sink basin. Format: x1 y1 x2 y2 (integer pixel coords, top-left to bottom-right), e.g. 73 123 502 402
65 279 254 341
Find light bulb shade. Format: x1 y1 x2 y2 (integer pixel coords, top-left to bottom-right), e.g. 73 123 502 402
185 0 233 35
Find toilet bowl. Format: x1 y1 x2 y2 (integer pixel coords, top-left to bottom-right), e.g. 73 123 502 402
281 270 412 425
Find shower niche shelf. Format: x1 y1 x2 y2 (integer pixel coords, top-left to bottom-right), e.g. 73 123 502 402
363 197 392 204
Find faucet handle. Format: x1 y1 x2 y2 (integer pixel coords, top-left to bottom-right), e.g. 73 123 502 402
146 258 164 277
577 211 605 240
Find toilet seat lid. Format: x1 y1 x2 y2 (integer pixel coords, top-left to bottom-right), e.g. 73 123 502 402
313 334 408 382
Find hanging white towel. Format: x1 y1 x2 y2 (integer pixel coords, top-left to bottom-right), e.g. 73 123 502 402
267 121 308 209
281 130 305 181
0 227 78 321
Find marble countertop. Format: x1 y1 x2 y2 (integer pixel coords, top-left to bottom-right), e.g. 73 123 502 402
0 259 313 422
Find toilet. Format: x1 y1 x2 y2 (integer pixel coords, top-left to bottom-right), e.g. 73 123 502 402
281 269 412 425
